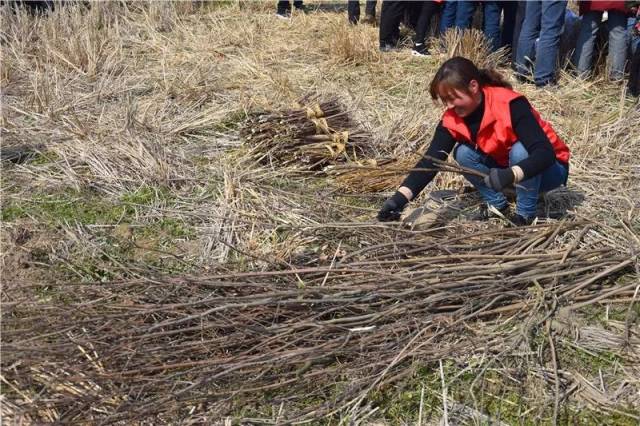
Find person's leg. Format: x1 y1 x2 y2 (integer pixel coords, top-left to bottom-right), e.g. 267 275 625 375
533 0 567 86
439 1 457 34
515 1 542 78
413 1 440 48
511 1 527 67
510 142 568 219
605 11 629 81
572 11 601 78
455 0 477 29
404 1 422 30
365 0 377 18
501 1 518 51
628 41 640 97
348 0 360 24
483 1 502 52
630 17 640 55
379 1 405 48
293 0 303 9
276 0 291 16
454 144 508 209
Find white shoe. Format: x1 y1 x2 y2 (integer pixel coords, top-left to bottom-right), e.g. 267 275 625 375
275 12 291 20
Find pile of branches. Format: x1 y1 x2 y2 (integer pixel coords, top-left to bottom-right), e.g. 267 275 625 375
3 221 638 423
240 96 373 169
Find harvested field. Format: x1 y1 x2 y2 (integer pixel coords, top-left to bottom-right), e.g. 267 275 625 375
1 2 639 424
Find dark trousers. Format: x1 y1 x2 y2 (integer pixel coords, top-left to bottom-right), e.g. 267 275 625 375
348 0 377 24
629 46 640 97
482 1 517 52
277 0 303 14
380 1 426 46
511 1 526 68
414 1 441 45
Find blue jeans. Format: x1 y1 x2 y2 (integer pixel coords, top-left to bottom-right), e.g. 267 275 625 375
454 142 569 219
514 1 567 86
573 11 629 80
439 0 477 34
483 1 517 52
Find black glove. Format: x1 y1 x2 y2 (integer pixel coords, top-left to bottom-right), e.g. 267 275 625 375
484 168 514 192
377 191 408 222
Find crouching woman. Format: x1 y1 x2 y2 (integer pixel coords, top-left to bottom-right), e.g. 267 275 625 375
377 56 570 226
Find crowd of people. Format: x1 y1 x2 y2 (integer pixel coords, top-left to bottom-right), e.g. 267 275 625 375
276 0 640 96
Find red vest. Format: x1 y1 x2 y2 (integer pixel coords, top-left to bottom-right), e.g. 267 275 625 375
442 86 570 167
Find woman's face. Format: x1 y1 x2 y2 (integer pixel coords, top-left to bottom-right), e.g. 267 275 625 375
439 80 482 117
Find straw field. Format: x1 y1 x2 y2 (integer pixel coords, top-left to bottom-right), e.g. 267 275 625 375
1 2 639 424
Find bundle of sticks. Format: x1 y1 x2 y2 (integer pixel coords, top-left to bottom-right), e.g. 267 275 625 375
240 96 373 169
3 221 638 424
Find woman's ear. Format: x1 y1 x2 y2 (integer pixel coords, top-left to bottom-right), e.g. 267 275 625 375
468 79 480 95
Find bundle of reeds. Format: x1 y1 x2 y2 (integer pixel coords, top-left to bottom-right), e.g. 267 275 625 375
436 28 509 68
240 96 373 169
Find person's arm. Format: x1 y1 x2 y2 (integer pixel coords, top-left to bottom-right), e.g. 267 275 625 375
377 122 456 221
509 97 557 183
399 122 457 200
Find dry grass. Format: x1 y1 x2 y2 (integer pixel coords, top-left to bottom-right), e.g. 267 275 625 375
1 1 639 424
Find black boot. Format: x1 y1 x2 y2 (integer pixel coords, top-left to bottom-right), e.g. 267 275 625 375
507 213 534 227
470 203 510 221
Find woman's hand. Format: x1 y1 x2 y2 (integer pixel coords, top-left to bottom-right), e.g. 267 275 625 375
484 168 515 191
377 191 409 222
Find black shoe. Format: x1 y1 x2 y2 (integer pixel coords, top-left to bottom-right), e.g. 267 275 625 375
470 203 509 221
412 43 429 57
508 213 534 227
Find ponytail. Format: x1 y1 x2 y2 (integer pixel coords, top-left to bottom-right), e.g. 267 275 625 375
477 68 512 89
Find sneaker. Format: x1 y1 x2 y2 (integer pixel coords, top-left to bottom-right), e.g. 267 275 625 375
470 203 509 221
411 43 429 57
508 213 534 227
275 11 291 20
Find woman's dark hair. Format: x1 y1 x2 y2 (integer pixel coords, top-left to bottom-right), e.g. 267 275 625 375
429 56 512 101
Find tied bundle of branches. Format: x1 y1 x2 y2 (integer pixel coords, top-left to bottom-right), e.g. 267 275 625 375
240 96 373 169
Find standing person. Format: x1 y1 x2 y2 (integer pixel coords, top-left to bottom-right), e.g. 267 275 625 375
276 0 305 19
482 1 518 52
514 1 568 87
628 3 640 96
572 1 631 81
379 1 422 51
348 0 377 25
412 1 443 56
439 0 479 34
377 57 570 226
511 1 527 67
